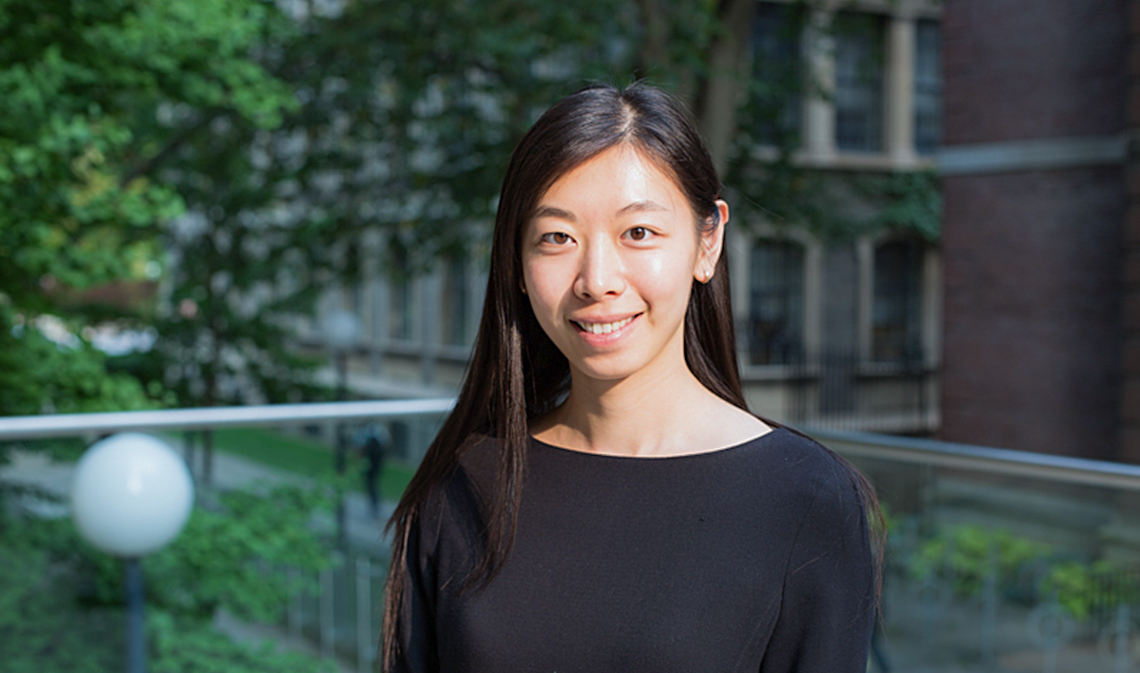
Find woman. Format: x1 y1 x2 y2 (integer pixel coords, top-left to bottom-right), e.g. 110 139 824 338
383 82 879 672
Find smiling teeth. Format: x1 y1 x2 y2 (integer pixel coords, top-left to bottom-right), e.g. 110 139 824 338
575 316 634 334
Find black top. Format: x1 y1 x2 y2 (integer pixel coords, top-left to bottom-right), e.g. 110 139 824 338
395 427 875 673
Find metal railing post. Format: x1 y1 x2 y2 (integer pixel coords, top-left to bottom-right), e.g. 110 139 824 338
320 565 334 659
356 555 373 673
287 566 302 643
125 558 145 673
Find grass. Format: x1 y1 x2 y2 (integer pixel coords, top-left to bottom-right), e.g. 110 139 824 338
212 427 334 474
206 427 417 499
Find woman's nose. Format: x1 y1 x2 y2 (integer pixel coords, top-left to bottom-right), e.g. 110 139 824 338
574 239 626 300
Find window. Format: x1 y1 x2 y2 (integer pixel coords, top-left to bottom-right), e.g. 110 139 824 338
748 240 805 365
834 12 885 152
872 238 923 363
440 256 469 346
914 20 941 154
751 2 803 147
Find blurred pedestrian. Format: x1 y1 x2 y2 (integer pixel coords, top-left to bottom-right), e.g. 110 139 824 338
358 422 390 519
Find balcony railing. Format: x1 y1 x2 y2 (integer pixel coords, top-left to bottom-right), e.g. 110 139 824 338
3 402 1140 672
788 350 939 435
815 428 1140 672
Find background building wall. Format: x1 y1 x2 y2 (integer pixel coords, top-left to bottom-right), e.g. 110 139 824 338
1121 0 1140 463
940 0 1128 459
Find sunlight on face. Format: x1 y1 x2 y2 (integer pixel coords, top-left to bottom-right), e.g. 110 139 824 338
521 145 725 386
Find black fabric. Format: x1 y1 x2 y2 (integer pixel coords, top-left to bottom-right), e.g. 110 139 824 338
395 427 874 673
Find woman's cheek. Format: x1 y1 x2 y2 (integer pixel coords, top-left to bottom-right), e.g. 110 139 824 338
524 260 570 317
637 253 689 293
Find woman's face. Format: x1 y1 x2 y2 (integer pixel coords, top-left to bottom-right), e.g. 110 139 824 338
521 145 726 386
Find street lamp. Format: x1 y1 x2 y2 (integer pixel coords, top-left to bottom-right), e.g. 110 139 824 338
322 309 361 400
321 308 360 546
71 433 195 673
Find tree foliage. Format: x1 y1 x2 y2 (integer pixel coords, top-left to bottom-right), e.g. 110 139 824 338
0 0 296 414
0 322 165 415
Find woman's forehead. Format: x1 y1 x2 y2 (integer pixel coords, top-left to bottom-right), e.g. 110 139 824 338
532 146 687 220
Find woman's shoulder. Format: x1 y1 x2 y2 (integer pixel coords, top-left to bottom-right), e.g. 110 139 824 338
409 436 497 561
743 427 868 512
410 435 493 521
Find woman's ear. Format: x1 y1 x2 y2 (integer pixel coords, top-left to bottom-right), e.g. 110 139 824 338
695 200 729 283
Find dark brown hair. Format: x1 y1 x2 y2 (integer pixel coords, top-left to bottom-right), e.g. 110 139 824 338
380 82 880 669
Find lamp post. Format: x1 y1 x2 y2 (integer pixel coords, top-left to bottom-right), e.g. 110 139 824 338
71 433 194 673
322 309 360 546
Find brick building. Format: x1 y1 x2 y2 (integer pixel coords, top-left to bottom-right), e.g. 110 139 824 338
939 0 1132 460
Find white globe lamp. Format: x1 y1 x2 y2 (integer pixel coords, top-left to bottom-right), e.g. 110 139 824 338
72 432 194 557
71 432 194 673
322 309 361 546
322 309 361 351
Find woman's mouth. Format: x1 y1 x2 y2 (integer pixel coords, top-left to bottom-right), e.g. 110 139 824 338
571 314 640 335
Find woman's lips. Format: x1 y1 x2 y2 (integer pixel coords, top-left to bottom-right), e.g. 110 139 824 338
570 313 642 341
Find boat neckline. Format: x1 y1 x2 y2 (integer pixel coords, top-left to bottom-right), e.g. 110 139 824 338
528 426 787 461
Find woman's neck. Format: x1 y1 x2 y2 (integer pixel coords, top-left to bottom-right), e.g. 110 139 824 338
530 363 769 457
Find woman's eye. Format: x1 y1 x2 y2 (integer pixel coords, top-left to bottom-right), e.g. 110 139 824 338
540 232 571 245
626 227 652 241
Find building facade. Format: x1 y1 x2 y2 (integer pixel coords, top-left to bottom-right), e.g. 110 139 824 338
939 0 1131 461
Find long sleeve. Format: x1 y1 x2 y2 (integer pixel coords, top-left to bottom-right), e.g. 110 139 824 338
391 512 441 673
758 464 876 673
391 460 488 673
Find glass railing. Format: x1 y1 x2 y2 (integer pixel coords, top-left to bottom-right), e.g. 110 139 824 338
3 404 1139 672
813 428 1140 673
0 400 454 673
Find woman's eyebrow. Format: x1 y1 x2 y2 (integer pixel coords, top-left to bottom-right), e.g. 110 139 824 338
532 205 576 222
531 200 668 222
617 200 669 215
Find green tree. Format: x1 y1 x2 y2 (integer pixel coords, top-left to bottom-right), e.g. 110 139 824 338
0 0 297 415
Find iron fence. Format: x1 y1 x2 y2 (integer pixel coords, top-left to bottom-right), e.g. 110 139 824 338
786 349 938 435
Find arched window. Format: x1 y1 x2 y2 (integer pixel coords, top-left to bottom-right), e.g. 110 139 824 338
872 238 924 363
748 240 805 365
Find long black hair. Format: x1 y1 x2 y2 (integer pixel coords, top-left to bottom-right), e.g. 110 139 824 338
381 82 881 669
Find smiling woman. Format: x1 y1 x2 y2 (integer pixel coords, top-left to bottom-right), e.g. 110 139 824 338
381 83 880 673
